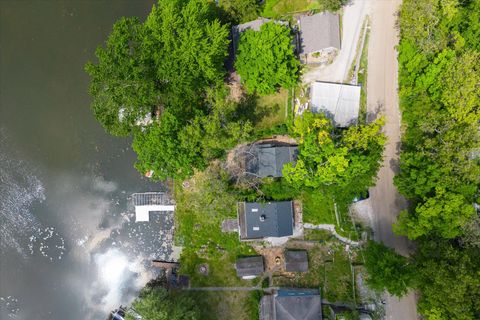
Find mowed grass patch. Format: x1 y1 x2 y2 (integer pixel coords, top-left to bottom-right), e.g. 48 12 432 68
254 88 288 130
263 0 321 18
185 291 261 320
301 190 336 225
175 164 256 287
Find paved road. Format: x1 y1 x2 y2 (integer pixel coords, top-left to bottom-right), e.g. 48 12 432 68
367 1 418 319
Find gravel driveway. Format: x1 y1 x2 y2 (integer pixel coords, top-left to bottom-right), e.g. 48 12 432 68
302 0 370 84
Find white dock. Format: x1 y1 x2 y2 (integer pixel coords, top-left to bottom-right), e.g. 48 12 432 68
132 192 175 222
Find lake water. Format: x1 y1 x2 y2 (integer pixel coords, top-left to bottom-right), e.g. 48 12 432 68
0 1 175 319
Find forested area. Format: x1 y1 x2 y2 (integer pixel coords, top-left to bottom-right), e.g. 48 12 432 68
282 111 385 201
85 0 303 181
365 0 480 319
235 22 299 95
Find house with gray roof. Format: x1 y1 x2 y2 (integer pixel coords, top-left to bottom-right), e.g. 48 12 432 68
246 144 298 178
236 256 265 279
260 288 322 320
238 201 294 240
298 12 340 63
284 250 309 272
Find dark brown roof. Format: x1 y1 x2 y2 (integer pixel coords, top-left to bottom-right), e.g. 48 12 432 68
236 256 264 277
285 250 308 272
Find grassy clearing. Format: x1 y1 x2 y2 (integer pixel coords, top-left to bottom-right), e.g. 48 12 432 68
184 291 261 320
358 19 370 124
254 88 288 130
302 190 337 225
301 188 361 241
175 164 256 287
273 241 358 304
263 0 321 18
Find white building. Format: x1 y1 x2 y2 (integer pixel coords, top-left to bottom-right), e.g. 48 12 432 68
310 81 361 127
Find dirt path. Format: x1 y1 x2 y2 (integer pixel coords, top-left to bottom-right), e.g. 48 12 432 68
366 0 418 319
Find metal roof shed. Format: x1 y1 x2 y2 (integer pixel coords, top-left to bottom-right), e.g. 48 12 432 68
285 250 309 272
236 256 265 279
310 82 361 127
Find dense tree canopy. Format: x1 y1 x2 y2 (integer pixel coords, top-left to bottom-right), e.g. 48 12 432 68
219 0 260 23
133 86 253 180
86 0 260 180
85 0 229 136
126 286 199 320
85 17 157 136
363 241 414 297
365 0 480 319
235 22 300 95
394 0 480 240
282 111 385 199
413 240 480 320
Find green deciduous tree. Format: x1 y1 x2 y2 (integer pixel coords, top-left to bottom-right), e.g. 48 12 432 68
219 0 260 23
394 188 475 239
363 241 414 297
283 111 385 199
413 240 480 320
132 110 206 180
235 22 299 95
85 17 158 136
86 0 229 133
126 286 199 320
133 86 253 180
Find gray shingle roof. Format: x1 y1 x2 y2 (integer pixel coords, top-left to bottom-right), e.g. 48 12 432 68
298 12 340 54
257 146 298 178
285 250 309 272
275 289 322 320
239 201 294 240
236 256 264 277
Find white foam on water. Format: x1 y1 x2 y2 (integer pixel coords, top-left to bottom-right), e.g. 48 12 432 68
0 130 45 256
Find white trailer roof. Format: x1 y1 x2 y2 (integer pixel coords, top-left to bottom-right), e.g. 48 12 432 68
310 82 361 127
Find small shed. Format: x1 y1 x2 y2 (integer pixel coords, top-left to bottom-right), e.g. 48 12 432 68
238 201 294 240
285 250 309 272
310 82 361 127
236 256 265 279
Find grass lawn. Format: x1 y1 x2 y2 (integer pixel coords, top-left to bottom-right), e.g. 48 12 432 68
175 164 256 287
273 241 358 304
263 0 321 18
301 187 362 241
254 88 288 130
357 19 370 124
302 190 337 225
184 291 261 320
